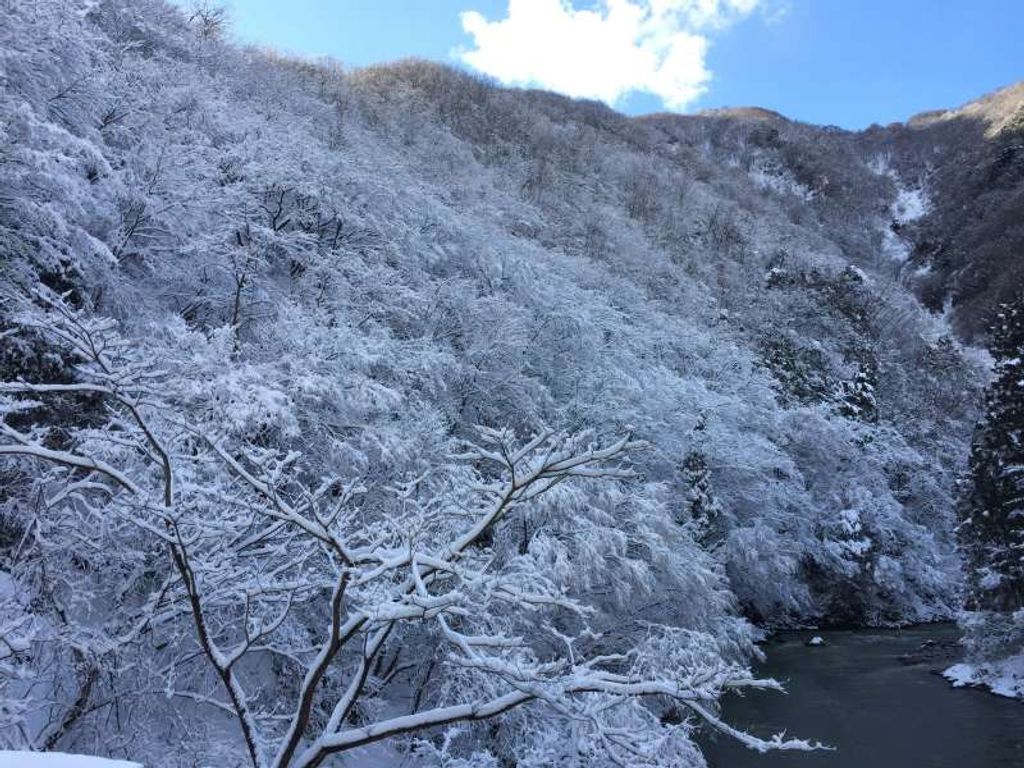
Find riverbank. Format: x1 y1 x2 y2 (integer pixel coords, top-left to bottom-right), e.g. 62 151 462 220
946 653 1024 700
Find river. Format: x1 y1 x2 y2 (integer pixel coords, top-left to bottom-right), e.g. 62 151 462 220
701 623 1024 768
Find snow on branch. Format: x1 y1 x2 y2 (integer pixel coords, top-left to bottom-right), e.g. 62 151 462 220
0 298 820 767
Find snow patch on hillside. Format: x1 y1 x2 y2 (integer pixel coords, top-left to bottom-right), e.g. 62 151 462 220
867 154 892 176
881 228 911 262
892 186 929 224
870 156 931 262
748 159 815 201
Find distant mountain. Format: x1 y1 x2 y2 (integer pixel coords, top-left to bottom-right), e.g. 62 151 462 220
870 82 1024 338
695 106 789 122
907 82 1024 136
692 82 1024 339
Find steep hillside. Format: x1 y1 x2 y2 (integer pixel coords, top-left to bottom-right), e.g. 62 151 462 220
670 82 1024 340
860 83 1024 339
0 1 1002 765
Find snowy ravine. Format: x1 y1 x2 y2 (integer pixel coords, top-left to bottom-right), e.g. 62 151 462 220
0 1 1012 766
867 155 931 264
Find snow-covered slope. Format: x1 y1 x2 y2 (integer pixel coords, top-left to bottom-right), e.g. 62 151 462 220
859 83 1024 338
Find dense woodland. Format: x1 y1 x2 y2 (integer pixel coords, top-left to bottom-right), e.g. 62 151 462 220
0 1 1021 765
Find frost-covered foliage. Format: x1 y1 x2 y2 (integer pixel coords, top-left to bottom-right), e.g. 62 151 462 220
0 296 819 766
0 0 984 763
953 297 1024 698
677 449 726 549
959 298 1024 613
945 609 1024 699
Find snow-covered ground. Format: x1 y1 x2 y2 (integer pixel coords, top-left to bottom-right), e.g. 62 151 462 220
891 186 930 223
869 155 931 262
748 158 816 201
880 184 929 261
944 654 1024 700
0 754 141 768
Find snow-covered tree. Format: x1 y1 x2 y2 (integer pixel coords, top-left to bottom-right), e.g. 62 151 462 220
678 451 726 549
0 0 992 754
958 297 1024 614
836 365 878 424
0 296 820 766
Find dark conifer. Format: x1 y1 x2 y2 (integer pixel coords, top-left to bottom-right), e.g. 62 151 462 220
679 450 725 548
959 296 1024 612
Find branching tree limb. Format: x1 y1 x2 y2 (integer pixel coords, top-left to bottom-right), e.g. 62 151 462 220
0 297 823 766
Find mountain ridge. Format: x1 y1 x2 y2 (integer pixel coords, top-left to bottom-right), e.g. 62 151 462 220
673 80 1024 135
633 78 1024 339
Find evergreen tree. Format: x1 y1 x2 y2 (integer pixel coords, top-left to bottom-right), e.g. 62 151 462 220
678 450 725 548
959 296 1024 613
837 365 878 423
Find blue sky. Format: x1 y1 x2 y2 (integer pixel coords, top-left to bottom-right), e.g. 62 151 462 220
222 0 1024 129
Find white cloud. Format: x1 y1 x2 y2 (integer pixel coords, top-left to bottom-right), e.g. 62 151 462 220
457 0 760 111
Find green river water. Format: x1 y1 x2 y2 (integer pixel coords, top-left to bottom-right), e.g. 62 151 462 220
701 624 1023 768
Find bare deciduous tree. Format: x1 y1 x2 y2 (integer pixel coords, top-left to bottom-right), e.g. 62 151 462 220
0 296 819 766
